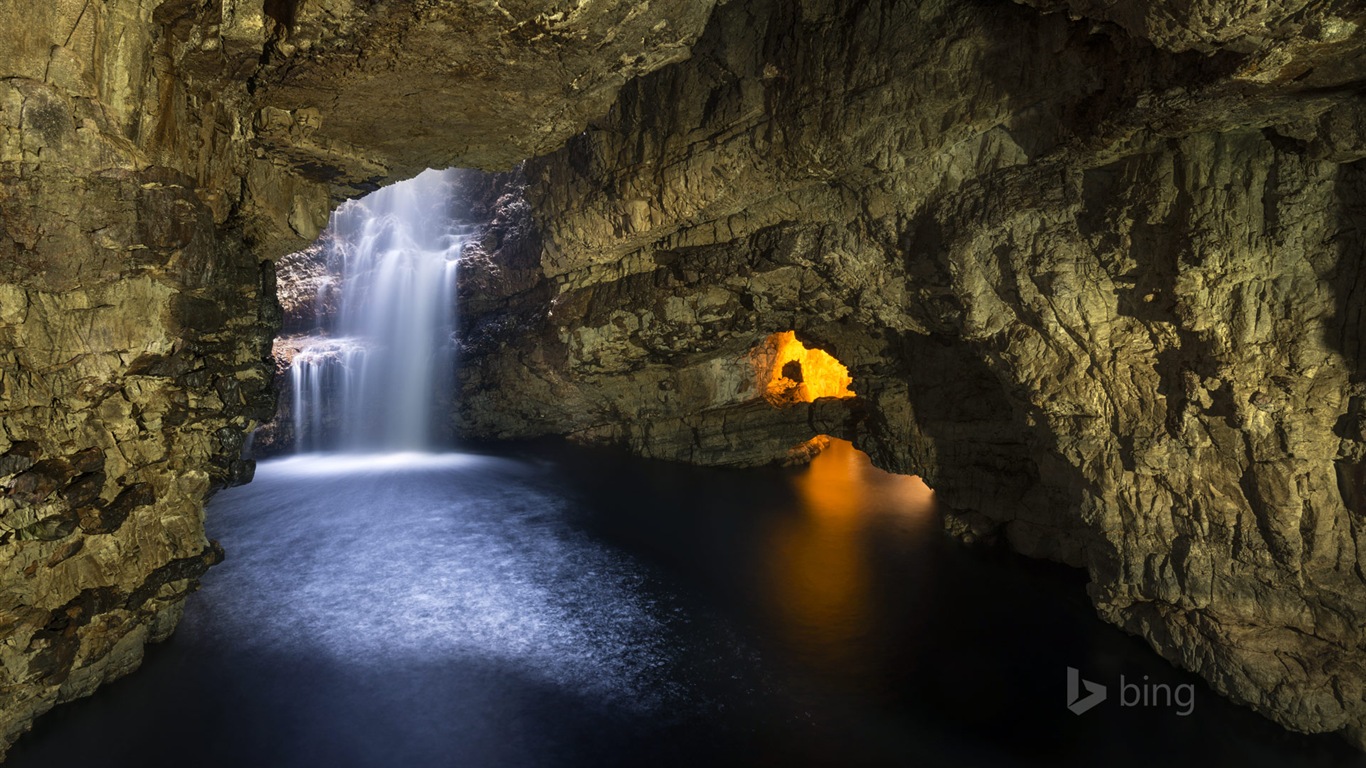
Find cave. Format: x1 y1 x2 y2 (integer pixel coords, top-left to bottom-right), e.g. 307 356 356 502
3 0 1366 765
756 331 857 405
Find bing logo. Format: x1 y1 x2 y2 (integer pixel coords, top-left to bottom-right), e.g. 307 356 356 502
1066 667 1195 716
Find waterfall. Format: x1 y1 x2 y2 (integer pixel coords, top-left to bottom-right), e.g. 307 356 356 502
289 169 470 452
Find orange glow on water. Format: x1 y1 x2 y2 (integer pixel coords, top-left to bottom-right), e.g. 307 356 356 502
760 331 855 405
791 437 937 519
794 436 868 518
765 438 937 675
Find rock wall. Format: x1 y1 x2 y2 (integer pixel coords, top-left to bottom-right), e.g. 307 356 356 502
452 0 1366 748
0 0 718 754
0 0 279 750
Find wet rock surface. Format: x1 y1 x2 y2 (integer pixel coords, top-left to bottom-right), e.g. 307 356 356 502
0 0 717 754
0 0 276 744
450 0 1366 749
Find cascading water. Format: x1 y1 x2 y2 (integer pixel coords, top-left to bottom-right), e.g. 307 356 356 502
290 169 470 451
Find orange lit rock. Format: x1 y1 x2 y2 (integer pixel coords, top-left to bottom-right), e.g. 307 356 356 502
755 332 855 405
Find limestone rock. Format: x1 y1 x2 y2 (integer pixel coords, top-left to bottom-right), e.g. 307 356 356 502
1017 0 1365 58
0 0 718 754
251 0 721 180
451 0 1366 749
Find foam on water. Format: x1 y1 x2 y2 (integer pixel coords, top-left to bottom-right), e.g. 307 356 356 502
200 454 679 712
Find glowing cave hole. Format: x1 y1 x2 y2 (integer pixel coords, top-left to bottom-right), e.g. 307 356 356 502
758 331 855 405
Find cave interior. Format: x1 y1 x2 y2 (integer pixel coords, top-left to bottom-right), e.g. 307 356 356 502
3 0 1366 764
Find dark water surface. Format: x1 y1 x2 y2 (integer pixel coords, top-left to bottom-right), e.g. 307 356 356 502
8 441 1364 767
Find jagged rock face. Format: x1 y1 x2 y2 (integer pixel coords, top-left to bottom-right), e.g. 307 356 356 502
0 0 718 754
0 0 277 751
241 0 721 260
1018 0 1365 56
250 0 720 194
453 0 1366 748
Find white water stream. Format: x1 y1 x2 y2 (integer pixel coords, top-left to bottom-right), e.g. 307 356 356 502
290 169 470 451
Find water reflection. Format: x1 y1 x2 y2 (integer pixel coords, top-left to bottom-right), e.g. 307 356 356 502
10 442 1362 768
766 438 937 681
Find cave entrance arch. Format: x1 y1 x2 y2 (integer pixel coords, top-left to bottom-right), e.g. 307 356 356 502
750 331 856 406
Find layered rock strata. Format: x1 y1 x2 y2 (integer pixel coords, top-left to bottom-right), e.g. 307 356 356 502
451 0 1366 747
0 0 716 753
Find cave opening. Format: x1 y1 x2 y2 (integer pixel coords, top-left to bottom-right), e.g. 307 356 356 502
755 330 856 405
12 144 1357 768
8 152 994 766
264 169 474 455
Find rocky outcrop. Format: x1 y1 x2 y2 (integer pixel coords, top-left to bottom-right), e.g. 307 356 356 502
451 0 1366 749
1017 0 1366 55
243 0 722 256
0 0 718 754
253 0 720 178
0 1 278 751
